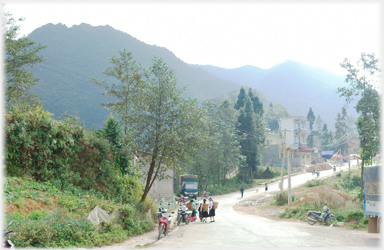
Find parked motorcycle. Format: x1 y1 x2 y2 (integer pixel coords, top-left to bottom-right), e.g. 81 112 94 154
176 204 192 226
158 212 174 240
307 206 336 225
3 220 15 249
154 203 169 223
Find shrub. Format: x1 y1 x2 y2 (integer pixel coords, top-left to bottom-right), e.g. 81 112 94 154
274 192 295 205
304 179 324 188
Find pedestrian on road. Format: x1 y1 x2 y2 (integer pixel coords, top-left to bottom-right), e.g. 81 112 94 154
200 199 209 222
202 190 206 198
265 183 268 192
190 199 196 220
208 197 215 222
240 186 244 198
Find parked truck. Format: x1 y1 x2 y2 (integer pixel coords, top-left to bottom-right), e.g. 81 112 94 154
179 174 198 199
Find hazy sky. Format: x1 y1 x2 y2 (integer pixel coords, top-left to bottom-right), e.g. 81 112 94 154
2 1 382 76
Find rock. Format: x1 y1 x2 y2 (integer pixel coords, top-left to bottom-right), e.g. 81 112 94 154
337 222 344 226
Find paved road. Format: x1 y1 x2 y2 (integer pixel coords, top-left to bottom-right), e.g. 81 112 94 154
107 161 381 248
147 161 381 248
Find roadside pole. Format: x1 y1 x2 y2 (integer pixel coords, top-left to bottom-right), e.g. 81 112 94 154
287 147 291 205
280 129 286 194
348 142 351 175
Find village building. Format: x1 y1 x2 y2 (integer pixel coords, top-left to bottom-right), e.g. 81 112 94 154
262 115 321 167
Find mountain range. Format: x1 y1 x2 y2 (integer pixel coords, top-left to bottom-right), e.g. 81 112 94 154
27 22 356 130
193 61 357 128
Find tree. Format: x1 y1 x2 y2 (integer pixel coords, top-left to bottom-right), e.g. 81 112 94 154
334 107 348 155
337 53 381 189
101 114 131 175
307 107 315 131
237 95 265 183
91 49 144 136
315 115 323 131
4 12 46 106
248 88 264 116
234 87 246 110
184 99 244 190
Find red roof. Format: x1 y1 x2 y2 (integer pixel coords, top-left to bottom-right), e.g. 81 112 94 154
298 148 312 152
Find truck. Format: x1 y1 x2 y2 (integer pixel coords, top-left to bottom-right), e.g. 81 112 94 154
179 174 198 199
363 165 381 235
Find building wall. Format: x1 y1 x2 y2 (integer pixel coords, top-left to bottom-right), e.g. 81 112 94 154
279 117 294 145
134 153 175 201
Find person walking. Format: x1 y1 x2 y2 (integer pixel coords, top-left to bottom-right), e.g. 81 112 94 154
265 183 268 192
208 197 215 222
200 199 209 222
240 186 244 198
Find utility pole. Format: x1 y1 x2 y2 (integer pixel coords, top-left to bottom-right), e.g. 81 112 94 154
280 129 286 194
287 147 292 206
348 138 351 175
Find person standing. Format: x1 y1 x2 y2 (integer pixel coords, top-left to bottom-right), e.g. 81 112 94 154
208 197 215 222
265 183 268 192
200 199 209 222
240 186 244 198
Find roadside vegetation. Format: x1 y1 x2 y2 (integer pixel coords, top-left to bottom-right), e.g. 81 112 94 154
274 168 367 229
4 176 158 248
208 166 288 195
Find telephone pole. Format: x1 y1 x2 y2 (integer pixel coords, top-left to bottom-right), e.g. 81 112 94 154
287 147 292 205
280 129 286 194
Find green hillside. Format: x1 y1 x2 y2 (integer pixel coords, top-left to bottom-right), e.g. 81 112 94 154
27 23 240 128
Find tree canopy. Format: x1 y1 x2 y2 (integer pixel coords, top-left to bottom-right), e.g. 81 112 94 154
337 53 381 189
4 12 46 106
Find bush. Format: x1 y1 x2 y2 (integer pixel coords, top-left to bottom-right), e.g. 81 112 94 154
304 179 324 188
274 192 295 206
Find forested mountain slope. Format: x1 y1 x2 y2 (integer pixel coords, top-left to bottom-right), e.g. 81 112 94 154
28 23 240 128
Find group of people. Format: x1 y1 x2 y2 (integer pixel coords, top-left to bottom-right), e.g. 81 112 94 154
198 196 215 223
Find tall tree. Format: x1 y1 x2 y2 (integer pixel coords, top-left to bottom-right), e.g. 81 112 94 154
307 107 315 131
234 87 246 110
133 57 209 202
92 49 144 136
4 12 46 106
337 53 381 189
101 114 131 175
315 115 324 131
248 88 264 116
237 95 265 183
94 54 209 202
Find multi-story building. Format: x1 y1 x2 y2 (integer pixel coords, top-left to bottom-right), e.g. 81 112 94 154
279 116 309 149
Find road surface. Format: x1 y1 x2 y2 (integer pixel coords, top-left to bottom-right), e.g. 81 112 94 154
110 161 382 248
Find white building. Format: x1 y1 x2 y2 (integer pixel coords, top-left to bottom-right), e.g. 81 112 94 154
279 116 308 149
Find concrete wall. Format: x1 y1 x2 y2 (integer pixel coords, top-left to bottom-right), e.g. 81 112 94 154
134 153 175 201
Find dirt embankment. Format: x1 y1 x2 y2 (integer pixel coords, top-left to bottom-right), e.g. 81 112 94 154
306 163 332 172
233 184 354 220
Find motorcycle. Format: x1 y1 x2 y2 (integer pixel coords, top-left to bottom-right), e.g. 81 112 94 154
307 206 336 225
176 204 192 226
158 211 174 240
3 220 15 249
154 203 169 223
